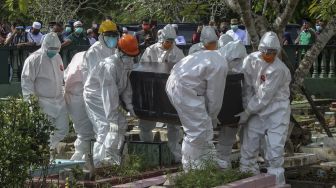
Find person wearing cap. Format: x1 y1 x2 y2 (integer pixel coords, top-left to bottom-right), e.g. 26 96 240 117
138 24 185 163
166 26 228 170
238 31 291 185
82 20 119 82
62 21 90 47
27 21 43 46
5 23 29 46
225 18 247 45
87 28 97 45
84 34 140 166
172 24 186 45
188 26 218 55
63 22 73 39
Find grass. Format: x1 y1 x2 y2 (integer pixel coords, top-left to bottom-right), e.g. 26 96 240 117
173 161 252 188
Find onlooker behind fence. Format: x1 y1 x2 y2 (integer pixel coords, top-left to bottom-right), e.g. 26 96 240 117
282 32 293 45
219 21 230 35
63 20 74 39
87 28 97 45
5 23 29 47
192 24 203 44
314 20 324 35
136 19 156 46
226 18 248 45
27 21 43 46
0 21 8 45
295 21 316 45
62 21 90 48
172 24 186 45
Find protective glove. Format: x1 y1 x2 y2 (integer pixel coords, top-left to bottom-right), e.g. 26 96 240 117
129 108 138 118
234 110 250 125
109 123 119 133
212 118 221 129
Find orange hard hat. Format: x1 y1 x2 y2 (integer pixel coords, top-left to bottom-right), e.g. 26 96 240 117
117 34 140 57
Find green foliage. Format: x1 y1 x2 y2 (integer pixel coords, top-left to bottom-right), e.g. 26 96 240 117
174 161 252 188
309 0 336 20
0 96 53 187
98 154 156 179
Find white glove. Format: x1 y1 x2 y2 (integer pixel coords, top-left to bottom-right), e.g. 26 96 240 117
129 108 137 118
109 123 118 132
212 118 221 128
235 110 250 125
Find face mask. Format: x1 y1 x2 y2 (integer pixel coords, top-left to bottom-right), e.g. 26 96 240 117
65 27 72 33
47 50 58 58
316 25 322 32
75 27 83 34
104 36 118 48
162 40 173 50
231 25 238 32
261 53 276 63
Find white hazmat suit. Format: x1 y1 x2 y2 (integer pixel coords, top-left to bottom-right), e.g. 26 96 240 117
166 50 228 170
84 50 134 165
138 24 185 162
218 34 233 48
64 51 95 160
188 26 218 55
216 40 247 169
239 31 291 185
21 32 69 150
82 35 116 82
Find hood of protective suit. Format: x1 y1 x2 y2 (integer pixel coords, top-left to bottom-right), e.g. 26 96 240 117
218 34 233 48
258 31 281 52
220 40 247 62
200 26 218 45
161 24 177 40
41 32 61 53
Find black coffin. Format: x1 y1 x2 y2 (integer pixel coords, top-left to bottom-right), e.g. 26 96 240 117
130 62 244 126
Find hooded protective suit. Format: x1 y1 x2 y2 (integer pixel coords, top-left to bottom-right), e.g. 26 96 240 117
64 51 95 160
188 26 218 55
138 24 184 162
239 31 291 185
82 34 116 82
140 24 185 65
21 32 69 150
166 51 228 170
218 34 233 48
216 40 247 169
219 40 247 73
83 50 134 165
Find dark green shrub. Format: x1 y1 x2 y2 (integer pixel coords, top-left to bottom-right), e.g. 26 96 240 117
0 96 53 187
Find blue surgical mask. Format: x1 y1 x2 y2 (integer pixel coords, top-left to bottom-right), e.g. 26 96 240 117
231 25 238 32
104 36 118 48
65 27 72 33
316 25 322 32
75 27 83 34
47 50 58 58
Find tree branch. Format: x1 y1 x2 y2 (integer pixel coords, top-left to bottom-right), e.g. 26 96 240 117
262 0 268 16
273 0 300 32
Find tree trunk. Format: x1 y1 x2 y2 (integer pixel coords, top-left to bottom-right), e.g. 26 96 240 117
237 0 260 50
293 16 336 88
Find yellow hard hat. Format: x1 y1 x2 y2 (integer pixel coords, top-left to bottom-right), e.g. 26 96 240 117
98 20 117 34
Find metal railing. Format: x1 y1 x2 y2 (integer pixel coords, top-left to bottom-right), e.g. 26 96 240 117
0 44 335 84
